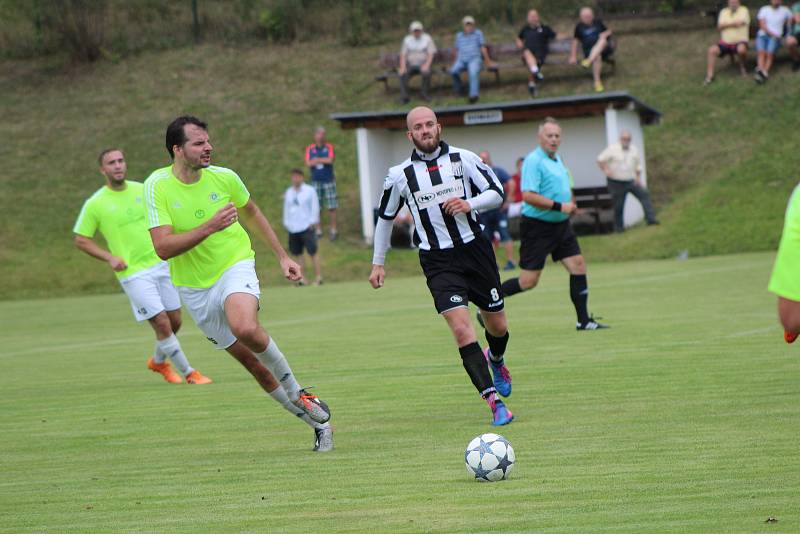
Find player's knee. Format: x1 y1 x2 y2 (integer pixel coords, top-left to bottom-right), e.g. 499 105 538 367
150 312 173 337
519 274 539 290
169 315 182 334
231 321 260 345
484 313 508 336
451 321 474 346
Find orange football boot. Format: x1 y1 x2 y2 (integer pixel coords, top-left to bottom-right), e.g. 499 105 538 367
186 370 213 384
147 357 182 384
785 331 799 344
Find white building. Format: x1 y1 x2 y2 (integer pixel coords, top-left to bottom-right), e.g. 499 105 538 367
331 92 661 243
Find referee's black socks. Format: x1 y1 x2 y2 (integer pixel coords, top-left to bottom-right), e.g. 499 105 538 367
485 331 509 364
570 274 590 324
458 342 495 398
501 278 523 297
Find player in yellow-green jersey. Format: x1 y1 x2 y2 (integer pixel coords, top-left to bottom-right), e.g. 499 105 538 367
768 183 800 344
73 148 212 384
144 116 332 451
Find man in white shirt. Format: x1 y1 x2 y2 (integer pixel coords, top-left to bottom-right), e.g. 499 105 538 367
755 0 794 82
283 169 323 285
597 130 658 232
399 21 437 104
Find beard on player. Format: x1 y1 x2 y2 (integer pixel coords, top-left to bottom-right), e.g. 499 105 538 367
412 129 441 154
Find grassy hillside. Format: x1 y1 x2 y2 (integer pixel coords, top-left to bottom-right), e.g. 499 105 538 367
0 20 798 299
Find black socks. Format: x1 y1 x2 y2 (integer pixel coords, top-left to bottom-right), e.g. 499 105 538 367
501 278 523 297
485 331 509 363
570 274 590 324
458 342 495 398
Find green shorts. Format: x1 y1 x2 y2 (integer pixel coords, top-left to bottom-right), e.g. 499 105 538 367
769 184 800 302
313 181 338 210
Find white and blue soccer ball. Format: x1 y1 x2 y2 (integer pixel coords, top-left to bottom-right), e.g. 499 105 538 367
465 433 515 481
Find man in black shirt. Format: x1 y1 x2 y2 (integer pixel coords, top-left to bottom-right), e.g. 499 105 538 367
516 9 557 97
569 6 614 93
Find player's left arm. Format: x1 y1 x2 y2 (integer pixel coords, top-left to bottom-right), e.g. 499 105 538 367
443 152 504 215
239 199 302 281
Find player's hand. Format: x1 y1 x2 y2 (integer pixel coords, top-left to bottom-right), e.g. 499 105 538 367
108 256 127 272
205 203 238 234
280 256 303 282
561 201 577 214
442 198 471 216
369 265 385 289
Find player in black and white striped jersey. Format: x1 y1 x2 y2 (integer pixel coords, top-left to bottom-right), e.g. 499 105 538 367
368 106 515 426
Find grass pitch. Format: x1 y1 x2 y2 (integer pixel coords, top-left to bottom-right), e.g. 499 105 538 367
1 251 798 532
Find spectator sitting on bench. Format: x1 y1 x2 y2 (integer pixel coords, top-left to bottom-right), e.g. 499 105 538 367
399 21 437 104
597 130 658 233
705 0 751 85
754 0 794 83
450 15 496 103
516 9 557 97
570 7 614 93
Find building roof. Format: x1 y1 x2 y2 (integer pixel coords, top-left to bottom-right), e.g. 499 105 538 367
331 91 661 130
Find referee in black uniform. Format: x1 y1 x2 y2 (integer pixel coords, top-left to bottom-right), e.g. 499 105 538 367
369 106 514 427
500 117 608 330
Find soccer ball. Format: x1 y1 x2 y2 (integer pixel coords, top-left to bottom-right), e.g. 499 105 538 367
465 433 515 481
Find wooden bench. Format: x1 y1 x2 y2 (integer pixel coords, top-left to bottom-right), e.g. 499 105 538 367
376 38 615 91
597 0 721 22
573 186 614 234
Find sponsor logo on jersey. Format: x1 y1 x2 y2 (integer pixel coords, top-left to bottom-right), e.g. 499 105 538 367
414 179 465 209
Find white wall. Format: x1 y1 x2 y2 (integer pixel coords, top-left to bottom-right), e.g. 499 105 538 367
357 112 647 241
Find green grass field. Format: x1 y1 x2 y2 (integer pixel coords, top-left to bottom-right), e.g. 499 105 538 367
1 251 798 532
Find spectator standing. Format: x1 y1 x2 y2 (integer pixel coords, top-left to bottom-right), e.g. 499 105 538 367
507 157 525 219
283 169 323 286
570 7 614 93
304 126 338 240
450 15 495 103
755 0 794 82
399 21 437 104
516 9 557 97
790 1 800 68
479 151 516 271
704 0 751 85
597 131 659 233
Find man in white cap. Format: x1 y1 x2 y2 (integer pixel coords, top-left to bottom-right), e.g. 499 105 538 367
399 21 437 103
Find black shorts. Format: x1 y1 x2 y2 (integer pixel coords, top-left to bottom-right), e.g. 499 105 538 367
718 41 747 57
419 235 504 314
519 216 581 271
582 41 615 60
288 227 318 256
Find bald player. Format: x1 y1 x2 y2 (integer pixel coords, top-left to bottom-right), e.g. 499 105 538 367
369 106 515 426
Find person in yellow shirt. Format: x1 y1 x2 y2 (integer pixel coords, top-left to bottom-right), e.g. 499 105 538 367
705 0 751 84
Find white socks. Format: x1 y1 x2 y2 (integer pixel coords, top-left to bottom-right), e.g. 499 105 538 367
268 385 329 430
255 338 301 401
155 334 193 376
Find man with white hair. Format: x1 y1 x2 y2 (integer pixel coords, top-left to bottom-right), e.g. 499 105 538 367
597 130 658 232
399 20 437 103
570 6 614 92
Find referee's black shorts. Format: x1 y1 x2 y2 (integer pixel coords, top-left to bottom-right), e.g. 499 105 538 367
419 235 504 314
519 216 582 271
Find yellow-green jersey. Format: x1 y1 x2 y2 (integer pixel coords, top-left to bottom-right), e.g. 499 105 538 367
144 165 255 288
73 181 162 280
769 184 800 301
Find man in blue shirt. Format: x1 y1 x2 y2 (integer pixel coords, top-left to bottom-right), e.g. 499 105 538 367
479 150 516 271
450 15 495 103
304 126 338 240
501 117 608 330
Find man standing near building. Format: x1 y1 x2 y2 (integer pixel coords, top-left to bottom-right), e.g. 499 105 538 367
399 21 437 104
145 116 333 452
450 15 495 103
74 148 212 385
516 9 557 97
283 168 323 286
369 106 514 426
596 130 658 232
304 126 338 241
769 183 800 344
501 118 609 331
478 150 516 271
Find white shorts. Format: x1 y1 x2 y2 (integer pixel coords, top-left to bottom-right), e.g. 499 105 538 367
178 259 261 350
120 262 181 322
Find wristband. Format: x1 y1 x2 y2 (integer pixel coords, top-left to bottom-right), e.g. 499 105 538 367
550 201 562 212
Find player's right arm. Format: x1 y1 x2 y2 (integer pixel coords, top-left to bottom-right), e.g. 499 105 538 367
149 203 237 260
369 170 406 289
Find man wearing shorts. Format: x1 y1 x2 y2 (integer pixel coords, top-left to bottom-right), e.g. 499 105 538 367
74 148 212 385
570 6 614 93
768 183 800 344
282 168 323 286
705 0 751 84
145 116 333 452
369 106 514 426
500 117 609 331
755 0 794 82
516 9 557 97
304 126 338 241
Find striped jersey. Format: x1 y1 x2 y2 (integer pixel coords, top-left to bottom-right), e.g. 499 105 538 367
377 142 504 251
